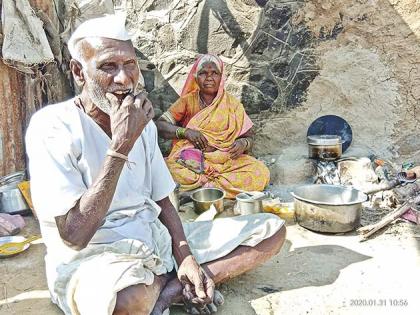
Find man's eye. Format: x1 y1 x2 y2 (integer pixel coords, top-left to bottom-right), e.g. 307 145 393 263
100 64 115 71
124 61 137 69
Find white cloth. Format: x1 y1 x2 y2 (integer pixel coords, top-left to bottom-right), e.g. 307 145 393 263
2 0 54 66
25 98 176 303
54 214 283 315
55 235 170 314
68 14 130 59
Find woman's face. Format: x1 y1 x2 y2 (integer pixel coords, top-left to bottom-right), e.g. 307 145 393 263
196 62 221 96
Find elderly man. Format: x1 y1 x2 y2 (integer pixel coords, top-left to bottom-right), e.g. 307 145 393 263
26 15 286 315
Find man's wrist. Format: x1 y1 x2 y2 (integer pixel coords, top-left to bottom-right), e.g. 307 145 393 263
106 149 136 169
110 139 131 155
174 240 193 264
106 149 129 161
179 254 197 268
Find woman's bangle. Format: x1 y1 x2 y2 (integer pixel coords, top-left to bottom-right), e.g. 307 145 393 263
244 138 251 150
176 127 187 139
181 128 187 138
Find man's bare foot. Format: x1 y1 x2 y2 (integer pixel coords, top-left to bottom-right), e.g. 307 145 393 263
151 274 224 315
151 275 183 315
184 290 224 315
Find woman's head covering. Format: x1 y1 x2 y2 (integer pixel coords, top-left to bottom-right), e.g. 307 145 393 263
181 54 226 98
195 54 222 76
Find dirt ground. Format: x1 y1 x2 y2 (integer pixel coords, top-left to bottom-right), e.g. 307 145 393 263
1 207 419 315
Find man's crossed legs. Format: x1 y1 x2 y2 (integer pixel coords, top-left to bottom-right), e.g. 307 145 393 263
113 225 286 315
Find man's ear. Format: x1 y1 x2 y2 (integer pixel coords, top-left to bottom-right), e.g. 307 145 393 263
70 59 85 87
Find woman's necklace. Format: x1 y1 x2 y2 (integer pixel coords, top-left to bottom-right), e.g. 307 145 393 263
199 93 214 109
199 93 207 109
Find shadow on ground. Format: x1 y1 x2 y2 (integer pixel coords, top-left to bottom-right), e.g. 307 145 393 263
226 239 371 294
170 236 371 314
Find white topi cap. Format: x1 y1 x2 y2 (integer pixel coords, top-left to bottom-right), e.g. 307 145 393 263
68 14 131 59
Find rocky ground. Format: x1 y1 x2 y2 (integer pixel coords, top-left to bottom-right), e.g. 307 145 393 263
1 206 419 315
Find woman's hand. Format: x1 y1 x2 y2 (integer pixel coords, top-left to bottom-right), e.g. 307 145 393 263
228 138 248 159
185 129 208 150
203 146 217 153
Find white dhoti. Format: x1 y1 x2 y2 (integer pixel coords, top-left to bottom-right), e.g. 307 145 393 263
54 213 284 315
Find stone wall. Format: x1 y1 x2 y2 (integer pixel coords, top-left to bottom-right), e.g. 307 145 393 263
120 0 420 184
253 0 420 160
125 0 320 114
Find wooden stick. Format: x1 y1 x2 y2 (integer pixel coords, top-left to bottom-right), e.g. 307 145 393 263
358 203 411 234
359 195 420 241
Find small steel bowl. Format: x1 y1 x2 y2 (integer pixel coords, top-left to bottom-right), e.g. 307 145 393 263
234 193 263 215
191 188 225 214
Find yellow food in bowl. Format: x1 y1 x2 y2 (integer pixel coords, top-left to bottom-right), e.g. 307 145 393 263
263 199 295 221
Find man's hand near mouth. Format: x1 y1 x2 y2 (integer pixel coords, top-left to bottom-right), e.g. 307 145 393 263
106 92 155 155
111 89 132 104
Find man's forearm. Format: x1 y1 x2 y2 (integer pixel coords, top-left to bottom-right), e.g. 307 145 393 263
157 197 193 264
56 156 125 250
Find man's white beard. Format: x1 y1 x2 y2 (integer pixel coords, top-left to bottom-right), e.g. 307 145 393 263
85 76 112 115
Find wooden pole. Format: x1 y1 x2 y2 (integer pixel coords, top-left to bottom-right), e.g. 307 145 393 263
0 60 27 176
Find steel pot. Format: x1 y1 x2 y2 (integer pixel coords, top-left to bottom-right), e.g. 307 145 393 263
191 188 225 214
0 171 25 186
307 135 342 161
0 171 30 215
291 184 368 233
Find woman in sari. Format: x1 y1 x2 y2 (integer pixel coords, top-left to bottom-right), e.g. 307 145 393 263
156 54 270 198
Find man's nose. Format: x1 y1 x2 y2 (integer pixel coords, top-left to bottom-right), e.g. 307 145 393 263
113 67 130 85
